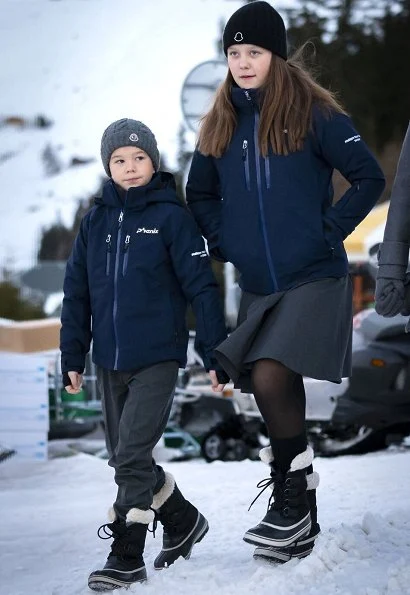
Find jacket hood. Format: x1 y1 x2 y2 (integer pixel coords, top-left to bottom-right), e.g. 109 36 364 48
95 171 181 211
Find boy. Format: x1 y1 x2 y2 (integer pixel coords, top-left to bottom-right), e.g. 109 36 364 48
60 118 228 591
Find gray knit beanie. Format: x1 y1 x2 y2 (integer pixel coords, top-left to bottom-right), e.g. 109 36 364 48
100 118 160 176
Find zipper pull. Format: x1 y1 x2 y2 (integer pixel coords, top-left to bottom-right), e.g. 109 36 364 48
105 233 112 250
242 139 248 161
118 211 124 225
124 234 130 251
244 90 251 101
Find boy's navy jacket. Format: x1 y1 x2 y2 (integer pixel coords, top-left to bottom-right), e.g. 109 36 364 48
60 172 227 374
186 87 386 295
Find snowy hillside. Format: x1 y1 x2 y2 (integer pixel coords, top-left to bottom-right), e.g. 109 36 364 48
1 0 256 271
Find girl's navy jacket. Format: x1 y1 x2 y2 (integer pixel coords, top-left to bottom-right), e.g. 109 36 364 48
60 172 227 374
186 88 386 295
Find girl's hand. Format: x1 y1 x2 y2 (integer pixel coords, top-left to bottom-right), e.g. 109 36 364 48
65 371 83 394
209 370 226 393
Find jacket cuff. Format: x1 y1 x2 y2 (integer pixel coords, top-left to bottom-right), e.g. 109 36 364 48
378 241 409 267
377 264 407 281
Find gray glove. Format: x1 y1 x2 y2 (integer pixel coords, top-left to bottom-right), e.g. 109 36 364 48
401 273 410 317
375 277 405 317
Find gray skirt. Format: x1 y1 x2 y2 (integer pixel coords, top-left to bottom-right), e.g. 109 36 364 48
215 276 353 393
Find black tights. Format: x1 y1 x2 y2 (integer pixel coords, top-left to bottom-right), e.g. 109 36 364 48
251 358 308 473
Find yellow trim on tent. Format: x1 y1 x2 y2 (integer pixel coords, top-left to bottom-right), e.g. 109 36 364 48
343 202 389 262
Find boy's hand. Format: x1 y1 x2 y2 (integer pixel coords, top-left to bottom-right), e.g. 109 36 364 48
209 370 226 393
65 371 83 394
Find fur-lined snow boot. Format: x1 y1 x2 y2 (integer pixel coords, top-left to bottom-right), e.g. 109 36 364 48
243 446 313 548
152 472 208 569
88 507 153 591
253 465 320 563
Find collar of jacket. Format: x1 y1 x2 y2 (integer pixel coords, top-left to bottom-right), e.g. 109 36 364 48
231 86 261 113
96 171 180 211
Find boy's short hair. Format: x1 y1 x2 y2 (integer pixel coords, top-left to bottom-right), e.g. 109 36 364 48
101 118 160 176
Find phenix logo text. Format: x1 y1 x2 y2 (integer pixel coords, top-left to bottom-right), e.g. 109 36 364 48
136 228 159 234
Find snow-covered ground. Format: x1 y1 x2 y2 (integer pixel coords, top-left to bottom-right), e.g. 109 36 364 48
2 447 410 595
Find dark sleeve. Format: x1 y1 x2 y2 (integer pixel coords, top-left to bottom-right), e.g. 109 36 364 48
60 213 92 373
185 150 226 262
377 123 410 278
163 207 228 371
314 109 386 247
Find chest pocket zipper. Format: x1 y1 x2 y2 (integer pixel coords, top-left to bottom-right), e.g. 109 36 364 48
105 234 112 276
242 139 250 190
122 235 130 276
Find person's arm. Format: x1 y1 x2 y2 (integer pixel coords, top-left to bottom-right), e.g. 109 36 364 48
375 123 410 316
378 123 410 276
60 213 93 385
314 109 386 248
163 206 229 383
186 150 226 262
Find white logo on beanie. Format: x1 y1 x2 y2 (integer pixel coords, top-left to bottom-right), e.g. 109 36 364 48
129 133 139 142
234 32 244 42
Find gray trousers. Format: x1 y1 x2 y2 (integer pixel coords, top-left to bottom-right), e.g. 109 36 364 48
96 360 179 519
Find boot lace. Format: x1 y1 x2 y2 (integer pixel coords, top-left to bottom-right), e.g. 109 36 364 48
147 509 158 538
97 522 119 539
247 476 275 511
248 472 286 514
96 521 141 558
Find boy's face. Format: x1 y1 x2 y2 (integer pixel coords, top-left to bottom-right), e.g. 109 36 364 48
109 146 155 190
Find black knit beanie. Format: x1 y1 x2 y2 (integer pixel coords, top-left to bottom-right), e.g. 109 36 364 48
223 1 287 61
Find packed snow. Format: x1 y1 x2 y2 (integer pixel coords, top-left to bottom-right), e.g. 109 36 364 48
1 445 410 595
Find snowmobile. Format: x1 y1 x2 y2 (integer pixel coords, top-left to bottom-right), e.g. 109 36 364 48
310 306 410 456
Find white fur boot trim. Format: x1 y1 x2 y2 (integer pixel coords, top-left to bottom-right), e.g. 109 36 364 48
126 507 155 525
107 506 116 522
151 471 176 510
289 445 314 472
306 471 320 490
259 446 274 465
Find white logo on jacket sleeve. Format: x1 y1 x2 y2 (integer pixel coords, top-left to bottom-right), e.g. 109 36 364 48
136 227 159 234
344 134 361 144
191 250 207 258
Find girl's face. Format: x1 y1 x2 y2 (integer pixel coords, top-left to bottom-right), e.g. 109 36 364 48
109 146 155 190
227 44 272 89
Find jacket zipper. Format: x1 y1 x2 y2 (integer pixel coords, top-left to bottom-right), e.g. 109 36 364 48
242 140 250 190
264 157 271 189
113 210 123 369
105 234 112 276
253 110 278 292
122 234 130 276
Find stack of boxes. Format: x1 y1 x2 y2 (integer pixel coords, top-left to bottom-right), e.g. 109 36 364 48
0 318 61 461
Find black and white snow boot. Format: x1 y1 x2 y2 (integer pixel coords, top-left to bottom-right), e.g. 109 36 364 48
253 467 321 563
243 446 313 548
152 472 209 569
88 507 153 591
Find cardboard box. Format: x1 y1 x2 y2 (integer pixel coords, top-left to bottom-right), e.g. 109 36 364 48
0 407 49 431
0 430 48 461
0 318 61 353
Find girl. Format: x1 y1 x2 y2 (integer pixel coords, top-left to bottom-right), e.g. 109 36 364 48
186 1 385 563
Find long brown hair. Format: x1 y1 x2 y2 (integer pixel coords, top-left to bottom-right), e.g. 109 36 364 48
198 45 346 157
